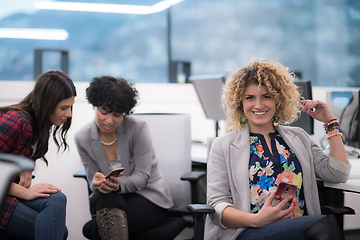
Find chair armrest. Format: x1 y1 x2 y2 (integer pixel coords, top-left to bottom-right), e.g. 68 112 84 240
187 204 214 240
73 169 86 179
181 171 206 182
181 171 206 204
73 170 92 196
321 205 355 215
187 204 214 214
0 153 35 171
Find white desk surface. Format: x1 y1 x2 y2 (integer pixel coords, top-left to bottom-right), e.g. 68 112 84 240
191 143 208 164
323 158 360 193
348 158 360 179
324 179 360 194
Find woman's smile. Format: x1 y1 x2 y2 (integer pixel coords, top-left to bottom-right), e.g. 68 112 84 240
242 84 276 132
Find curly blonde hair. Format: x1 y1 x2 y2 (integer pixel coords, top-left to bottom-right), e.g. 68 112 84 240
222 60 303 131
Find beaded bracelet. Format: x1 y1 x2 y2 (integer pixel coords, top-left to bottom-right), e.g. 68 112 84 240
326 132 342 140
323 119 339 133
327 118 337 124
323 119 339 128
325 125 339 134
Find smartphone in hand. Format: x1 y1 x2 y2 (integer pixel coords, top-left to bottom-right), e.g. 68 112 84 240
105 167 124 179
271 182 297 210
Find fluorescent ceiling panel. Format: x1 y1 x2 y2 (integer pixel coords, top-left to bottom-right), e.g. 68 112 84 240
0 28 69 40
34 0 184 14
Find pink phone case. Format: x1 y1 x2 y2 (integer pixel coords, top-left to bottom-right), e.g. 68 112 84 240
271 182 298 210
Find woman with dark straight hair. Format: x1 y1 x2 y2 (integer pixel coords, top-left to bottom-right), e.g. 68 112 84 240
0 70 77 240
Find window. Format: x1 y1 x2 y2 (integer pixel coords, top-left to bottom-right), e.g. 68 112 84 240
1 0 359 86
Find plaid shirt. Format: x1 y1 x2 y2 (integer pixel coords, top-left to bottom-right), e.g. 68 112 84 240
0 110 36 230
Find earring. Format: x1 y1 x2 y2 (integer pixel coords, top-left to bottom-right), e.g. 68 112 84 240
273 116 280 127
238 114 248 128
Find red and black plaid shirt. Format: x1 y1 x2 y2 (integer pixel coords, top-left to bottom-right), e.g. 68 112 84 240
0 110 36 230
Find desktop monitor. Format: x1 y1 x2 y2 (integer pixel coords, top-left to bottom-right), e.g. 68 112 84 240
289 81 314 135
326 89 360 148
189 75 226 121
190 74 226 137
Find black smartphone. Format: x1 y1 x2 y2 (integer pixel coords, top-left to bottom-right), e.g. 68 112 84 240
271 182 297 210
105 167 124 179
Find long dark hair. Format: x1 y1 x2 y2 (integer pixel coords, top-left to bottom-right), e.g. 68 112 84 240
0 70 77 164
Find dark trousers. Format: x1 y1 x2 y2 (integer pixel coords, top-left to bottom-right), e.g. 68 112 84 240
89 191 168 240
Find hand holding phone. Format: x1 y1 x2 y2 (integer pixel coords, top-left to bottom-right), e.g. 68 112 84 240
105 167 124 179
271 182 297 210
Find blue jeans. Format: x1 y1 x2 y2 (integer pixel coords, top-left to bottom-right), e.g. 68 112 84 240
237 215 325 240
2 192 68 240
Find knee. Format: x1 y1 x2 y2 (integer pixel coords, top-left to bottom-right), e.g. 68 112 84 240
94 192 126 210
64 225 68 240
50 191 67 207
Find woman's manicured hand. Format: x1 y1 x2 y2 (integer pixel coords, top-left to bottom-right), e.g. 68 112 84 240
300 100 335 124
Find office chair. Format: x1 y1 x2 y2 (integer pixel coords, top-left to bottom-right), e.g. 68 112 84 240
187 137 355 240
74 113 206 239
0 153 35 240
317 180 355 229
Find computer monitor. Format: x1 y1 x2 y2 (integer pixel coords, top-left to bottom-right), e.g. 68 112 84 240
289 81 314 135
190 74 226 137
326 89 360 148
189 75 226 121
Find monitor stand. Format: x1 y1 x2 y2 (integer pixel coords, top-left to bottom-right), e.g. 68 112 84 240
215 121 219 137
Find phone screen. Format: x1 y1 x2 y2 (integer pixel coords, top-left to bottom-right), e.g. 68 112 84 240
271 182 297 210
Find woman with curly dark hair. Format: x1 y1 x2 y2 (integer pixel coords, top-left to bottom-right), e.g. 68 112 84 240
205 60 350 240
74 76 173 240
0 70 76 240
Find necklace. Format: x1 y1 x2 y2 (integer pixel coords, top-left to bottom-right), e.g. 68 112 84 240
101 137 118 146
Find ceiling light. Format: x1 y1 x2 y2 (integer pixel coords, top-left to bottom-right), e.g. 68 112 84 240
34 0 184 14
0 28 69 40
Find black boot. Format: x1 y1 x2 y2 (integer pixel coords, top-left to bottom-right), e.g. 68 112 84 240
303 214 345 240
96 208 128 240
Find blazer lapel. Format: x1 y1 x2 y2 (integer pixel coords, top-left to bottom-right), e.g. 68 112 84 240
229 124 251 212
116 117 131 174
275 126 312 192
90 121 110 174
276 126 311 171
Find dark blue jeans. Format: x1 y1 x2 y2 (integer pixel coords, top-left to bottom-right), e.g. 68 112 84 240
2 192 68 240
237 215 325 240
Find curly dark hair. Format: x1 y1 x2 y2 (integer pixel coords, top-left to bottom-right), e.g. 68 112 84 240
86 76 138 115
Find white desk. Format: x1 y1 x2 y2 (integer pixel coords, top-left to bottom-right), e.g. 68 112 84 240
325 179 360 194
348 158 360 179
323 158 360 193
191 143 208 164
